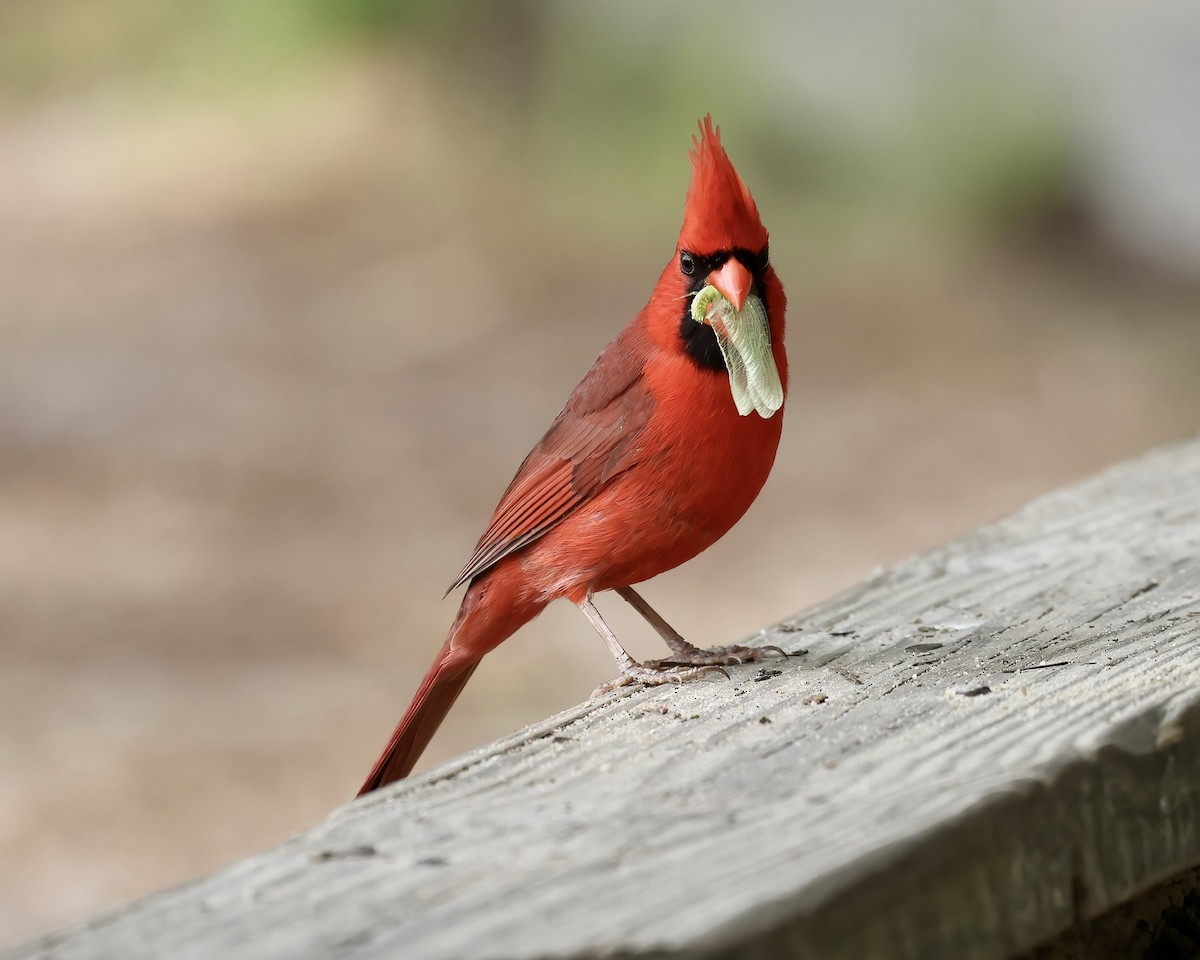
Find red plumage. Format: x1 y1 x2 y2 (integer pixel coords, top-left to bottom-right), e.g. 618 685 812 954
358 117 788 795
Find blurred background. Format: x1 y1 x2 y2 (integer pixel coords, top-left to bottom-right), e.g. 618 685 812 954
2 0 1199 943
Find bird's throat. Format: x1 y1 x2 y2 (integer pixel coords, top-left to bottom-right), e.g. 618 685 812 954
678 310 727 372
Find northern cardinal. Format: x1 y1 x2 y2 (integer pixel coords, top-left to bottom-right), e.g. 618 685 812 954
359 117 788 795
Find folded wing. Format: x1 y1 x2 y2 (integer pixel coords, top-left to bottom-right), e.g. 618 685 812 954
449 332 654 592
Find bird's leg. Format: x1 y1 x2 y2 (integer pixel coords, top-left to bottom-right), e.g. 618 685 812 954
616 586 791 666
578 597 726 696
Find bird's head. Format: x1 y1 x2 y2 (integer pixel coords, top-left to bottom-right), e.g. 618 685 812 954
669 116 784 418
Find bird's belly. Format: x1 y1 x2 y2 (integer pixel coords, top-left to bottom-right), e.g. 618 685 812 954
521 391 783 600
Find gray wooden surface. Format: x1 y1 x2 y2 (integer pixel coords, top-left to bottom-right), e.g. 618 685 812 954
9 438 1200 960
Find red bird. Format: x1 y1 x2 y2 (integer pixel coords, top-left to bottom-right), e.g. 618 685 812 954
359 117 788 795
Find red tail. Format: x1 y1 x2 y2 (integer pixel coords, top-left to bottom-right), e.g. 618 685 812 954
357 569 544 796
357 643 479 795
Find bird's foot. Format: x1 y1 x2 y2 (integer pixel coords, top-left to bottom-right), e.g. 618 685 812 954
591 660 727 698
613 587 796 669
647 638 793 668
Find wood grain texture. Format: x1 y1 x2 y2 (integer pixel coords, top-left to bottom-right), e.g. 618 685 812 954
9 438 1200 960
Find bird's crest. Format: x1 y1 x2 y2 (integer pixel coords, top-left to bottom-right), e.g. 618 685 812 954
680 116 767 254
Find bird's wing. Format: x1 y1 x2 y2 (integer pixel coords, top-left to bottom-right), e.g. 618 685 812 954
448 330 654 592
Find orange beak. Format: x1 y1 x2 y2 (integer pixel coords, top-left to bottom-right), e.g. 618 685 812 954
708 258 752 312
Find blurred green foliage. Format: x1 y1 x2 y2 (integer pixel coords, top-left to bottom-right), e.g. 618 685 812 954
308 0 444 35
0 0 450 100
0 0 1074 242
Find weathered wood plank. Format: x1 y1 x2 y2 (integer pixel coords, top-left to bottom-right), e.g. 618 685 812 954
9 438 1200 960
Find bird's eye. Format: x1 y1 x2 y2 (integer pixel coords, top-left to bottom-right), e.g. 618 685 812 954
758 245 770 271
680 251 696 276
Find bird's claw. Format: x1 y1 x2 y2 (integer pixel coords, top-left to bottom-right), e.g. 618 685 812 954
649 642 793 668
591 662 727 698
